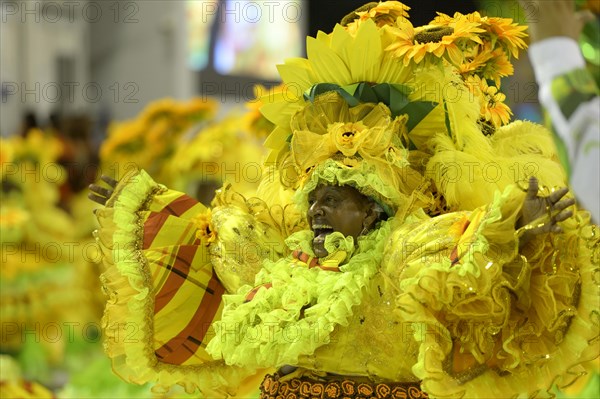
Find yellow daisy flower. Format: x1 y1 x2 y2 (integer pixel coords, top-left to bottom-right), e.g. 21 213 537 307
466 75 512 127
484 86 511 127
479 15 528 59
459 44 514 85
458 46 494 75
483 48 514 86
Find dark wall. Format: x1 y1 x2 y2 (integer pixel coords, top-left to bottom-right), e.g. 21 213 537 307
307 0 478 37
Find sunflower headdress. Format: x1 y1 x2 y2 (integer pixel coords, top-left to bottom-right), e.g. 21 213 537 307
260 1 528 215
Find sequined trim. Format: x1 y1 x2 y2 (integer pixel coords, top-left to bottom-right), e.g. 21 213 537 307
259 373 428 399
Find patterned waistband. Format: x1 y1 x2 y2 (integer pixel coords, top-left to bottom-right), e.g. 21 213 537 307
259 373 429 399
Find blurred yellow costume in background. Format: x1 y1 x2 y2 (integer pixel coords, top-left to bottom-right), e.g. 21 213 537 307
92 2 599 398
0 131 90 350
100 96 267 202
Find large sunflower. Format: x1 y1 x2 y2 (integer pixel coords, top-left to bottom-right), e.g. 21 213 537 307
385 14 484 66
100 98 217 179
261 18 414 164
433 12 528 60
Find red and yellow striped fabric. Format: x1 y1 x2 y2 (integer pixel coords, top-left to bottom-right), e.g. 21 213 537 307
140 190 226 366
98 169 275 395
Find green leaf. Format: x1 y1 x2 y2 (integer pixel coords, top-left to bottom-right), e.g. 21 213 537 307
404 101 439 132
303 82 437 132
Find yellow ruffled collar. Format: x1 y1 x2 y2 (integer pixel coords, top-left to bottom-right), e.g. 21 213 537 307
206 220 393 371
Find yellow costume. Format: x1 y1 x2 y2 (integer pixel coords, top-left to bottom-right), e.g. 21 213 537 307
0 356 54 399
93 2 599 398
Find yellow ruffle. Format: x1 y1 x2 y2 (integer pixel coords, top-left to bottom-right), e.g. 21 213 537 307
383 186 599 398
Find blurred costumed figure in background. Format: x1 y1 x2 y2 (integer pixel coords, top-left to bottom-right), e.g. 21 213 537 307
0 130 97 392
99 95 269 202
99 98 218 185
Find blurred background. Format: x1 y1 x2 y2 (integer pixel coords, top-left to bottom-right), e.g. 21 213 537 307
1 0 598 398
9 0 599 138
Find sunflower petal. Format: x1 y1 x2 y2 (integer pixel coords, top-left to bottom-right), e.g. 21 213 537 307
276 60 312 92
306 36 352 84
349 19 382 82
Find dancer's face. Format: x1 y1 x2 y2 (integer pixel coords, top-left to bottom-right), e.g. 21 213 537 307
307 184 378 258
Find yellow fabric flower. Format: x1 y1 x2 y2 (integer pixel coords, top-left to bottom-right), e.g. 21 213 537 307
289 92 405 172
192 209 217 246
329 121 371 156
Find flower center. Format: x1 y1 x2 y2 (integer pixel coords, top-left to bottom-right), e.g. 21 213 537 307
414 26 454 43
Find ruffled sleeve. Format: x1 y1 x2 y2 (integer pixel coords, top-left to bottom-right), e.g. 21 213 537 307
94 169 261 395
382 185 599 398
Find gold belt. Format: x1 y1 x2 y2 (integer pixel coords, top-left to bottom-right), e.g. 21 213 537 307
259 373 429 399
